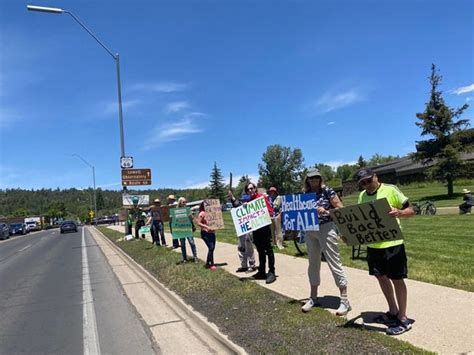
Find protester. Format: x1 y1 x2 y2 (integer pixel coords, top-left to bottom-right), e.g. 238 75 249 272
300 167 351 316
459 188 473 214
167 195 180 249
228 182 277 284
235 194 256 272
134 211 147 239
268 186 284 249
196 201 217 270
149 199 166 246
126 212 133 235
356 168 415 335
175 197 197 263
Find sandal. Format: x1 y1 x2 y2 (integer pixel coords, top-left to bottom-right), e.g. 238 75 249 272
374 311 398 324
386 319 412 335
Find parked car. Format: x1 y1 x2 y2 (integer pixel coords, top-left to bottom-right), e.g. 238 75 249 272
0 223 10 240
60 221 78 234
9 223 27 236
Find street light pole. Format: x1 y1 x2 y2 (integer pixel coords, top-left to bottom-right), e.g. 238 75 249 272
28 4 128 232
73 154 97 225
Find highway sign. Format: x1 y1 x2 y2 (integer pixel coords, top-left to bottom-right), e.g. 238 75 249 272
120 156 134 169
121 168 152 186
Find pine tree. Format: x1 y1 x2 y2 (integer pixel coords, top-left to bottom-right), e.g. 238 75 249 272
357 155 367 168
412 64 470 196
209 162 226 202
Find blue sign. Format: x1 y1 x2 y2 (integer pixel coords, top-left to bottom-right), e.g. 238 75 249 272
281 193 319 231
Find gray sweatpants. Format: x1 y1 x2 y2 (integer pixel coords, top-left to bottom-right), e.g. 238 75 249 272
238 233 256 268
305 221 348 288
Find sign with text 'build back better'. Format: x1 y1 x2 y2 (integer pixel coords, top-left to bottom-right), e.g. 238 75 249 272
330 198 403 246
231 196 271 237
170 207 193 240
281 193 319 232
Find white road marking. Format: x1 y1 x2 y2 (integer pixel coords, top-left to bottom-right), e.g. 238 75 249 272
82 228 101 355
19 244 32 252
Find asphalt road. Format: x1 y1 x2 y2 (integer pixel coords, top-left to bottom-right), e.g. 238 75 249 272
0 228 156 354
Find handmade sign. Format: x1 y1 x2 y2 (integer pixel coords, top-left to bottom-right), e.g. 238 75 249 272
138 225 151 235
204 199 225 230
170 207 193 239
330 198 403 246
230 196 271 237
280 193 319 232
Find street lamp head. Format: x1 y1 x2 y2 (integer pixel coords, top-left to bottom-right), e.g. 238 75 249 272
27 5 64 14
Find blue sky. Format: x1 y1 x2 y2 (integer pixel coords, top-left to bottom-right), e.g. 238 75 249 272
1 0 472 191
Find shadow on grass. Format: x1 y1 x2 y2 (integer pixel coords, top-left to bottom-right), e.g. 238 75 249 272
419 193 462 202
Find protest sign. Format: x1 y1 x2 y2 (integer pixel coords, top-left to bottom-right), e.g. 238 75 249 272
170 207 193 239
204 199 225 230
330 198 403 246
230 196 271 237
280 193 319 232
138 225 150 235
161 205 171 222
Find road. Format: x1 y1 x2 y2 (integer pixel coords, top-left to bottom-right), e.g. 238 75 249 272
0 227 156 354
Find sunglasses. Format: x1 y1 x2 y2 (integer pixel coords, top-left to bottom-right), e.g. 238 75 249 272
359 177 373 186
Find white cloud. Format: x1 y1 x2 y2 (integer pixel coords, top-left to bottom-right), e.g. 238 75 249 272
97 182 122 188
145 118 202 147
327 121 336 125
323 160 357 170
165 101 190 114
103 99 141 115
313 88 366 114
451 84 474 95
466 97 472 102
130 81 189 93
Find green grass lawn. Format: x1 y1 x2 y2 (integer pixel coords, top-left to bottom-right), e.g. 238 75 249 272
200 211 474 292
342 178 474 207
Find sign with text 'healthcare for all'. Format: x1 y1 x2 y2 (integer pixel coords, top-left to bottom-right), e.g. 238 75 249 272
281 193 319 232
230 196 271 237
330 198 403 246
170 207 193 240
204 199 225 230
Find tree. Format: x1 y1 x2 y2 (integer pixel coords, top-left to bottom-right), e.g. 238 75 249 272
96 190 105 211
209 162 226 202
367 153 399 166
335 164 359 182
258 145 305 194
412 64 471 196
314 163 336 181
357 155 367 168
46 201 67 220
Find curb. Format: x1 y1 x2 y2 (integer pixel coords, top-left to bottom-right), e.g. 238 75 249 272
91 226 247 355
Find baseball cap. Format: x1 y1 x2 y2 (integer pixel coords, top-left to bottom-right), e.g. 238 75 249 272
355 168 374 184
306 167 322 178
268 187 278 193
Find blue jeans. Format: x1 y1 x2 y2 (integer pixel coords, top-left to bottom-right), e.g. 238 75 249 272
180 237 197 260
151 221 164 245
201 231 216 266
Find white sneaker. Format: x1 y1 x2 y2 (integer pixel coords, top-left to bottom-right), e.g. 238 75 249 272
301 298 315 313
336 299 351 316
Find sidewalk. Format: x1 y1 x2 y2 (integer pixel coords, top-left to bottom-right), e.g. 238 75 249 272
107 225 473 354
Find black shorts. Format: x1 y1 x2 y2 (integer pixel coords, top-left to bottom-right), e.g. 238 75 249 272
367 244 408 280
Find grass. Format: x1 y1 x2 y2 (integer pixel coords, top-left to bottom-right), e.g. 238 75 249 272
341 178 474 207
98 226 427 354
197 210 474 292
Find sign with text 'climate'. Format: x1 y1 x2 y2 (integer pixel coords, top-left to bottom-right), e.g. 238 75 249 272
281 193 319 232
231 196 271 237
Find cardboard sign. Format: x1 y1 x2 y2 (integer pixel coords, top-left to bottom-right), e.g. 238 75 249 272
230 196 271 237
161 206 171 222
330 198 403 246
122 194 149 206
204 199 225 230
281 193 319 232
170 207 193 240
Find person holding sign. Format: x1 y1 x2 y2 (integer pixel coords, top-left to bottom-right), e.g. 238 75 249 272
228 182 277 284
356 168 415 335
175 197 197 263
301 168 351 316
196 201 217 270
